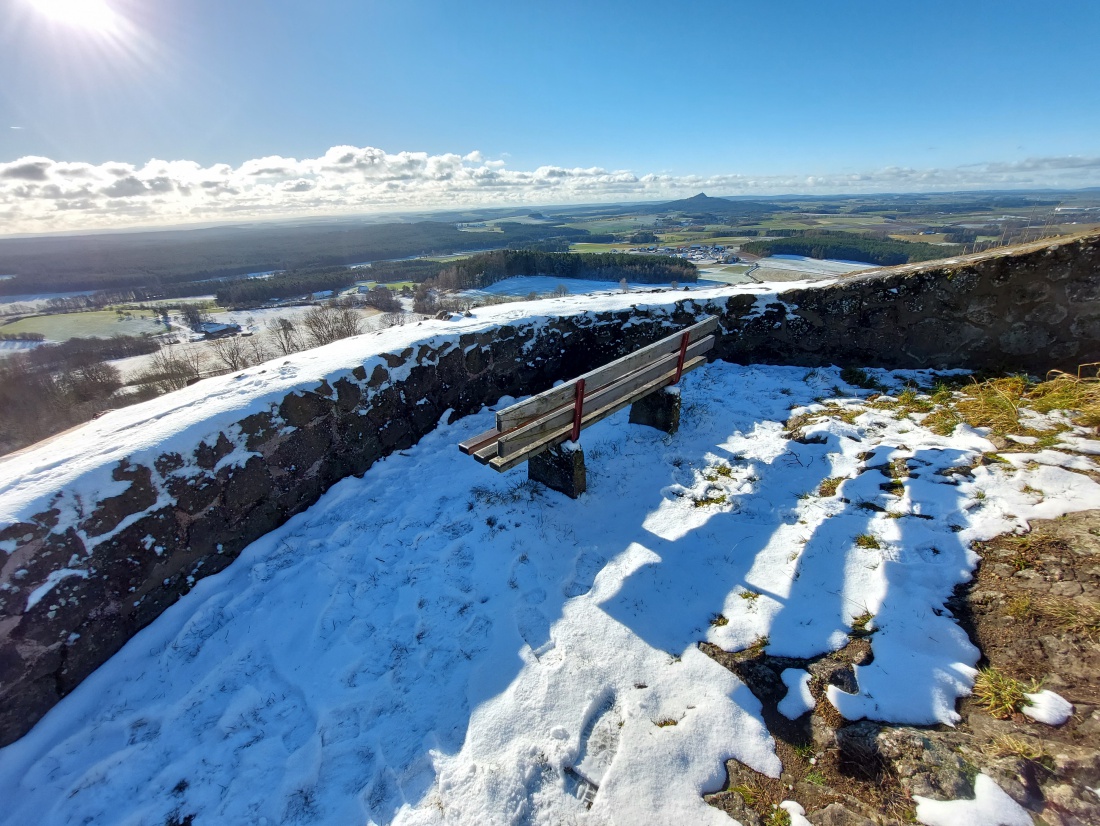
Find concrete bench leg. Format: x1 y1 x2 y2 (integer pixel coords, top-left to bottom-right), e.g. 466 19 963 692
629 386 681 435
528 441 586 498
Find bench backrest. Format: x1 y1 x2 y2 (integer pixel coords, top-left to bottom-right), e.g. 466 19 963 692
455 316 717 471
496 315 718 431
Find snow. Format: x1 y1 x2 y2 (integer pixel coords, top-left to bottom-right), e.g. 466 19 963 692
780 800 814 826
914 773 1033 826
0 282 764 534
459 275 722 298
2 285 1100 823
24 567 88 611
0 339 45 358
1022 690 1073 726
777 669 815 719
758 255 872 275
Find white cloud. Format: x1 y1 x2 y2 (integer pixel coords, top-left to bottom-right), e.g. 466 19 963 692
0 146 1098 234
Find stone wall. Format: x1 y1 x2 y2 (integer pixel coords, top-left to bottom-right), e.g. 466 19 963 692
714 231 1100 373
1 231 1097 746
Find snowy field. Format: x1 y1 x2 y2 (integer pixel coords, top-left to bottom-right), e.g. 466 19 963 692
0 290 99 314
0 339 43 358
459 275 723 299
756 255 872 276
107 305 386 382
1 354 1098 824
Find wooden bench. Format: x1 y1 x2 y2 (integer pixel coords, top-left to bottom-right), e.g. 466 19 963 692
458 315 718 496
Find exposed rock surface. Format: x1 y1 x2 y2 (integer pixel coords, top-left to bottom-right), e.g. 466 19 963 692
705 510 1100 826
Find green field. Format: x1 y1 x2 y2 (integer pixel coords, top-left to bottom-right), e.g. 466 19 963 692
349 280 418 291
569 243 630 254
2 310 169 340
656 234 755 247
558 217 656 234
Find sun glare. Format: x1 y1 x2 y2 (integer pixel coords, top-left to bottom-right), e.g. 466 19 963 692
28 0 119 32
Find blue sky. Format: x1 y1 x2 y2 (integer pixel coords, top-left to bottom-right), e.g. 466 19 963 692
1 0 1099 231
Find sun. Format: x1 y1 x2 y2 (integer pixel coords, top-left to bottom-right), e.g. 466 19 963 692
26 0 119 33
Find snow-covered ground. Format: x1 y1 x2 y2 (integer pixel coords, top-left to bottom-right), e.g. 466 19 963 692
0 290 99 314
107 305 387 383
459 275 723 299
0 339 43 358
755 255 872 276
2 350 1099 824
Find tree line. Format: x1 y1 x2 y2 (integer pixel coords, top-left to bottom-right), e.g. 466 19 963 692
740 231 962 266
215 267 358 307
0 334 159 455
0 301 385 457
0 220 609 297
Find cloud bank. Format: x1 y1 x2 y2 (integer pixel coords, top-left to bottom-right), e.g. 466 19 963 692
1 145 1098 234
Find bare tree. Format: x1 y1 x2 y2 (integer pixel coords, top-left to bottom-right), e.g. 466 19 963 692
267 317 302 356
380 311 405 329
330 304 363 339
302 304 362 348
210 335 251 372
61 361 122 403
246 335 271 364
139 345 206 392
552 283 569 298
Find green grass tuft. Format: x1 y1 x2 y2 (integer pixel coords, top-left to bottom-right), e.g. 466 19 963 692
973 667 1041 719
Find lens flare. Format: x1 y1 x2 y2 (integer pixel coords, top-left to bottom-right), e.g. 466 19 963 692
27 0 119 33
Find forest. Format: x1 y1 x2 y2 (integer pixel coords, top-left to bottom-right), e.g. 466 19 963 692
214 267 358 307
0 334 159 455
740 231 963 266
0 220 604 297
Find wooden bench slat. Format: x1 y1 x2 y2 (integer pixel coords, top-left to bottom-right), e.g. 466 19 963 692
497 336 714 459
487 354 708 473
458 427 504 455
472 440 501 464
495 315 718 431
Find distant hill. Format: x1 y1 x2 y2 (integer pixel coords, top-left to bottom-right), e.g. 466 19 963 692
639 192 788 216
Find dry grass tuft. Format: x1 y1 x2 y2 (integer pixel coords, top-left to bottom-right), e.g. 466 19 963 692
871 387 935 416
1044 599 1100 641
704 464 734 482
840 367 886 391
1005 593 1035 621
923 365 1100 439
818 476 846 497
855 533 881 550
743 635 769 657
849 611 874 637
1004 535 1044 572
693 493 728 508
988 733 1045 761
1029 364 1100 427
729 784 757 806
973 667 1041 719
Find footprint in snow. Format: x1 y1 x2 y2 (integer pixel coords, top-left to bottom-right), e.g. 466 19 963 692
563 547 608 598
566 694 622 807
